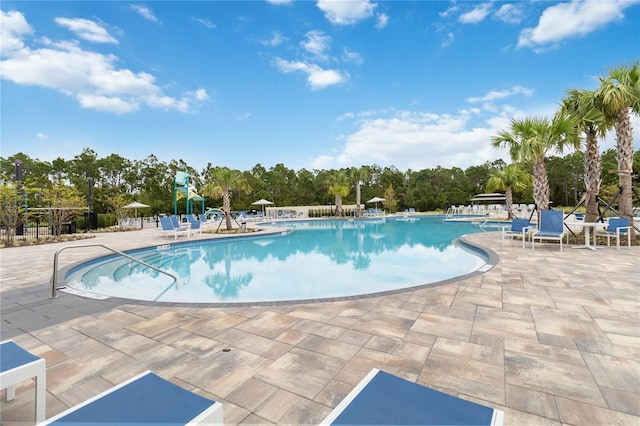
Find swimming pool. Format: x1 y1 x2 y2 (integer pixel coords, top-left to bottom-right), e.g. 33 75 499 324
64 216 491 304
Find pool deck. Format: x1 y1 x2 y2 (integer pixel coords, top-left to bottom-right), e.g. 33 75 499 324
1 223 639 425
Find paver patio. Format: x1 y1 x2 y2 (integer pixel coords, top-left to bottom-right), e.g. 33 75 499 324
1 223 638 425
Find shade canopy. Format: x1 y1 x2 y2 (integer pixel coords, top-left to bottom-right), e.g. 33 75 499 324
469 193 506 202
251 198 274 205
123 201 150 209
367 196 385 203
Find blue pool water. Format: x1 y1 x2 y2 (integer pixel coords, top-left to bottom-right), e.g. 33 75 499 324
64 216 488 304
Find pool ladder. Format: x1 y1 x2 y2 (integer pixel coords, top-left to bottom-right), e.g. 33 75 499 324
51 243 177 299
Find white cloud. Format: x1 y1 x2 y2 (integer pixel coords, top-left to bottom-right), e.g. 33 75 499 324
310 100 532 171
0 11 207 114
0 10 34 54
273 58 348 90
260 31 287 47
54 17 117 44
467 86 534 104
518 0 637 49
194 17 215 29
266 0 293 5
317 0 377 25
459 2 492 24
130 5 158 22
375 13 389 29
441 32 455 48
494 4 524 24
301 30 331 60
342 48 363 65
36 132 48 139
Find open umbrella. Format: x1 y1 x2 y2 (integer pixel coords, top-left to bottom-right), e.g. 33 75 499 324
123 201 150 226
367 196 385 214
251 198 274 217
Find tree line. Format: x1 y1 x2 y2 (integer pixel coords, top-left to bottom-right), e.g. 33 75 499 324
1 62 639 242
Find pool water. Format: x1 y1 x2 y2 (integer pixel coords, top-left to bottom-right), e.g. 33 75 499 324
64 216 488 303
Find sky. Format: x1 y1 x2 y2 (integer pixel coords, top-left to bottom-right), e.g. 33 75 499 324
1 0 639 174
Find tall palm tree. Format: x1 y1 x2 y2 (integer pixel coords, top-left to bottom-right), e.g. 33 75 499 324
327 171 350 217
485 163 530 219
562 88 611 222
491 112 579 215
349 166 370 217
202 167 251 231
595 62 639 235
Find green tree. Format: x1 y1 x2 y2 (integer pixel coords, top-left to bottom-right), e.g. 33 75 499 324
0 183 25 246
562 88 611 222
596 62 640 234
349 166 370 217
327 171 350 217
486 163 530 219
491 113 579 214
202 167 252 231
42 184 86 237
382 185 398 213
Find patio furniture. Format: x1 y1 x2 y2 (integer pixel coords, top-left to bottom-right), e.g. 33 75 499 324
42 370 223 425
532 210 566 252
501 218 534 248
321 368 504 425
0 340 46 423
159 216 189 240
599 217 632 249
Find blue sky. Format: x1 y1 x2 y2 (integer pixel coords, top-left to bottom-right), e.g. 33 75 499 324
2 0 639 173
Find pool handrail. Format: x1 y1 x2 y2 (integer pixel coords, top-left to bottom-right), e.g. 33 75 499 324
51 243 178 299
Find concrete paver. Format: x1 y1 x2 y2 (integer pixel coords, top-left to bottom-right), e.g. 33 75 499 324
1 224 639 425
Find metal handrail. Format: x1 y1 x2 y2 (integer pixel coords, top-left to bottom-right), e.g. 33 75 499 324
51 243 177 299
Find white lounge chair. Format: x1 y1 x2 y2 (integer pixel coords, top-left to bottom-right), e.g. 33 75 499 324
321 368 504 425
0 340 46 423
42 370 223 425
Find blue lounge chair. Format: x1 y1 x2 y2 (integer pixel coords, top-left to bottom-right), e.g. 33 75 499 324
0 340 46 423
532 210 566 252
599 217 631 249
321 369 503 425
186 214 202 235
42 370 223 425
501 218 534 248
159 217 189 240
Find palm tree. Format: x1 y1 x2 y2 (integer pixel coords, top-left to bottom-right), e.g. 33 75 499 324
595 62 639 235
201 167 251 231
491 112 579 215
485 163 530 219
349 166 370 217
562 88 611 222
327 171 350 217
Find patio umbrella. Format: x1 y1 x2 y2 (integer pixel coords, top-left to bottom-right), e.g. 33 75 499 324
123 202 150 224
367 196 385 212
251 198 274 216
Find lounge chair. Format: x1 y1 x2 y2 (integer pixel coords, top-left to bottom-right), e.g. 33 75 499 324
597 217 631 249
42 370 223 425
0 340 46 423
501 218 534 248
321 368 504 425
186 214 202 235
532 210 566 252
159 217 189 240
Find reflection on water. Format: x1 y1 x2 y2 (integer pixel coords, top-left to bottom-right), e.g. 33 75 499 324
66 216 486 303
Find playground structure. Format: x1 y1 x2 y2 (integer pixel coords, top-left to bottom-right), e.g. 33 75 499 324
173 171 205 216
